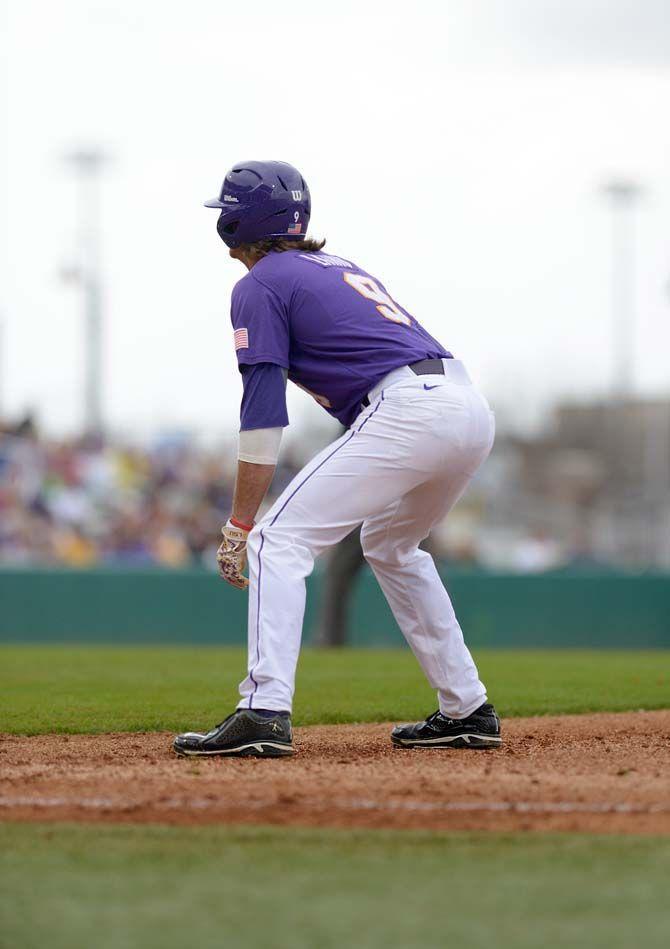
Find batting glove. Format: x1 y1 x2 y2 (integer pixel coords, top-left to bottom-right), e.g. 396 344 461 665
216 517 252 589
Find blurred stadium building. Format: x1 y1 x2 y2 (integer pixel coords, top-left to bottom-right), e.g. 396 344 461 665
484 399 670 571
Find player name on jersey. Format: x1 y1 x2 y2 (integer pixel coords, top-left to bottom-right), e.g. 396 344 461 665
298 253 353 269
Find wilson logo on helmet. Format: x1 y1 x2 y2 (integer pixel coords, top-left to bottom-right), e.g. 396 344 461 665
291 190 302 201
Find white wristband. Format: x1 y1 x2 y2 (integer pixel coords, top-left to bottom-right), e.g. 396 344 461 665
238 427 283 465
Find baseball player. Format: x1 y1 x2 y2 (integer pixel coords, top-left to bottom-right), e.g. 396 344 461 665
174 160 501 758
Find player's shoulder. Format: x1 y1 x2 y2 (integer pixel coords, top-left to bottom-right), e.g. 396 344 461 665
231 268 255 303
230 260 293 318
231 261 283 297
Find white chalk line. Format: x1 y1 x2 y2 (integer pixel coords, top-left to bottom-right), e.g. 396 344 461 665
0 796 668 815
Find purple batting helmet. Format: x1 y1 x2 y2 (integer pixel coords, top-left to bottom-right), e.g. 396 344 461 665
204 160 311 248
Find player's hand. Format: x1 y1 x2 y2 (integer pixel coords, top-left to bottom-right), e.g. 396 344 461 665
216 518 252 589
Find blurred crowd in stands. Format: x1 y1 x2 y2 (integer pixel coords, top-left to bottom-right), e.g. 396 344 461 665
0 416 301 569
4 400 665 570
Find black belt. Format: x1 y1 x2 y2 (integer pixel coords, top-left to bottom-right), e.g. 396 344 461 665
361 358 446 408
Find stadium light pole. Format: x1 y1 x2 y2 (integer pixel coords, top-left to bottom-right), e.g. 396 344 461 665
65 148 108 436
601 180 641 400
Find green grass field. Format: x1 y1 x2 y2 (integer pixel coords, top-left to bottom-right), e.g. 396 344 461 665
1 645 669 734
2 645 669 948
2 824 670 949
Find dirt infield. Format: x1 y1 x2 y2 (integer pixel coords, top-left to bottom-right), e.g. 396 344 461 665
1 710 669 834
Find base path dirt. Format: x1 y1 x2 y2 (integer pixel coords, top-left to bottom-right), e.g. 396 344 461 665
1 711 669 834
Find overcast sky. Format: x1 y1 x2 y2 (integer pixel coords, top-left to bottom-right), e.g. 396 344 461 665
2 0 669 438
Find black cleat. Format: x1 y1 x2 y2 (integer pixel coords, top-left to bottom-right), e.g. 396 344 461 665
391 702 502 749
173 709 293 758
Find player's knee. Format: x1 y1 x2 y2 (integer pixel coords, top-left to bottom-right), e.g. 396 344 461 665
361 528 422 568
360 528 390 566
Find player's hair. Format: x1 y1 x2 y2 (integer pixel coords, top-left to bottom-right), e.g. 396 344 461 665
242 236 326 257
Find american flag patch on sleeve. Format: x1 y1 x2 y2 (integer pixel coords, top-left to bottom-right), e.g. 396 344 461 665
233 327 249 351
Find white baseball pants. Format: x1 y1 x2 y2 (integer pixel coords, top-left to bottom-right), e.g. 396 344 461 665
237 360 495 719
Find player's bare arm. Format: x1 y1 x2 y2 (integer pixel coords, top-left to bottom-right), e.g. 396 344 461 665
215 461 275 588
233 460 275 527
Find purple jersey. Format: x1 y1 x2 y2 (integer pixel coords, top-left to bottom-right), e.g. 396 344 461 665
231 249 451 427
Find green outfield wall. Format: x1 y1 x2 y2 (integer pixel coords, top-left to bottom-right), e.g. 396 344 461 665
1 567 668 647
